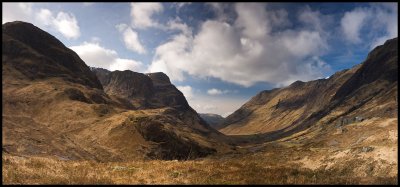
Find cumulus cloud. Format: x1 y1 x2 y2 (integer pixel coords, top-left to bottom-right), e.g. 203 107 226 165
340 8 369 43
2 3 33 23
69 41 144 72
207 88 223 95
369 3 398 48
3 3 81 39
176 85 193 99
190 94 248 116
207 88 236 95
147 3 331 87
340 3 398 48
174 2 191 13
130 2 163 29
116 24 146 54
51 11 80 39
207 3 235 23
235 3 270 39
32 8 81 39
176 84 247 116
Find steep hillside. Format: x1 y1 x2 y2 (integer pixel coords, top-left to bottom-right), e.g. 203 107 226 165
220 37 398 137
2 21 102 89
2 21 231 161
219 67 359 135
90 68 227 137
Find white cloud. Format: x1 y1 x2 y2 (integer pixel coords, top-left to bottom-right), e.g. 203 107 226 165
281 30 327 58
190 94 248 116
3 3 81 40
369 3 398 48
116 24 146 54
35 8 53 26
207 88 236 95
298 6 332 35
176 85 193 99
2 3 33 23
90 36 101 43
165 18 192 36
340 8 369 43
175 84 247 116
109 58 143 72
130 3 163 29
52 12 80 39
234 3 269 39
268 9 291 29
147 4 331 87
83 3 94 6
176 2 190 9
207 88 223 95
207 3 234 23
69 42 144 72
341 3 398 48
174 2 191 13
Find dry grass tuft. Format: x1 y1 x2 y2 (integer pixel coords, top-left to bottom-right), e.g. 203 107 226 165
2 153 397 185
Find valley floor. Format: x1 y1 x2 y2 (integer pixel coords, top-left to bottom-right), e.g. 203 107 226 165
2 117 397 185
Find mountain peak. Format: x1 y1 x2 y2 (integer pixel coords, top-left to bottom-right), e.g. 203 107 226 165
146 72 171 85
3 21 102 89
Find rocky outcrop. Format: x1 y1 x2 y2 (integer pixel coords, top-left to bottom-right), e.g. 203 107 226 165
146 72 171 86
91 68 191 110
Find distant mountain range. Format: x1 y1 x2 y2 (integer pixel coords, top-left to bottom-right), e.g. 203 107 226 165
199 113 225 127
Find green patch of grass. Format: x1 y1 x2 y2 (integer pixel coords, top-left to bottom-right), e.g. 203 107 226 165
169 171 182 178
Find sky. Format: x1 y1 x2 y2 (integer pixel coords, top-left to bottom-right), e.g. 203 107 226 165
3 2 398 117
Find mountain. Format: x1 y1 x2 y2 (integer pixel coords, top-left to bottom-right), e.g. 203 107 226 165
2 21 232 161
199 113 225 127
92 68 190 109
3 21 102 89
220 37 398 139
90 68 228 135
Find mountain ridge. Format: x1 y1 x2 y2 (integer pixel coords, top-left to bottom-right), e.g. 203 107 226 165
220 37 397 139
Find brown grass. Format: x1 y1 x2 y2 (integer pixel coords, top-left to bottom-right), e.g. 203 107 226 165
2 153 397 185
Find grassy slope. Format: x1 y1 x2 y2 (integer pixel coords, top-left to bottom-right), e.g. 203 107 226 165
3 117 397 184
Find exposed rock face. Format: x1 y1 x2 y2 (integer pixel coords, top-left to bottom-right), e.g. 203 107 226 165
146 72 171 86
200 113 225 128
220 37 398 138
104 70 155 99
91 68 191 110
91 67 228 139
2 21 231 161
